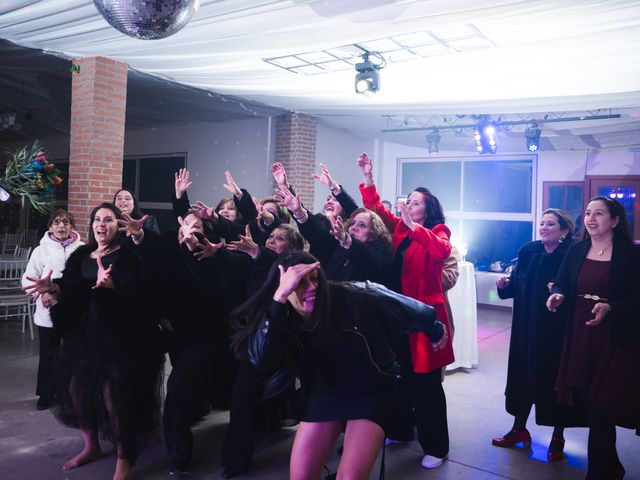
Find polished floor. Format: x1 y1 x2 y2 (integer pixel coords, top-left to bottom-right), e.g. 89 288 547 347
0 307 638 480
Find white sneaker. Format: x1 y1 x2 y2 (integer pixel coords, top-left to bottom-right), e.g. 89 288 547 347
421 454 447 469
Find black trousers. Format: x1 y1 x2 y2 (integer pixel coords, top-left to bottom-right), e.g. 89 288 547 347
163 343 215 470
36 326 60 400
585 398 623 480
389 361 449 458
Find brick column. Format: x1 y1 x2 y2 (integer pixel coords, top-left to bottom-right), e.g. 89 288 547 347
274 113 317 209
68 57 127 240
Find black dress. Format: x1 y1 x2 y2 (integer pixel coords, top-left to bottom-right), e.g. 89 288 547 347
51 245 164 464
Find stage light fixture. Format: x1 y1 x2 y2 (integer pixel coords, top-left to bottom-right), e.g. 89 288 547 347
474 119 498 154
426 128 440 153
354 51 385 95
525 123 541 152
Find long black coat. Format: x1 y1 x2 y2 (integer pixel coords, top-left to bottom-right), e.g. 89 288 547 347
498 240 585 426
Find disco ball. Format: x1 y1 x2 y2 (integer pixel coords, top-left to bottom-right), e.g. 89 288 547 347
93 0 201 40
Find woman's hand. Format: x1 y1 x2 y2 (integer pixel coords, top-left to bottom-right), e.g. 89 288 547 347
41 292 56 309
271 162 289 189
329 215 351 248
396 200 415 230
254 197 275 227
276 186 302 216
227 225 260 259
357 152 374 186
118 213 147 240
189 201 215 221
177 216 199 250
432 326 449 352
93 257 114 289
546 293 565 312
174 168 192 199
193 237 226 261
223 170 243 199
496 276 510 289
313 163 340 194
586 302 611 326
23 270 55 300
273 262 320 303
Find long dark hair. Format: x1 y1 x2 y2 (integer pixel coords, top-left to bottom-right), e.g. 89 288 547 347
230 251 331 359
411 187 445 229
113 189 143 219
582 195 633 243
87 203 124 248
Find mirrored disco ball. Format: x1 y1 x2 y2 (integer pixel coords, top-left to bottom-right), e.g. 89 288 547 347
93 0 200 40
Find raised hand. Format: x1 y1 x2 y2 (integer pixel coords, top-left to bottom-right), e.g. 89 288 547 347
273 262 321 303
118 213 147 238
177 216 198 250
313 163 339 193
193 237 226 261
227 225 260 259
23 270 54 300
189 201 214 220
396 199 414 229
329 215 350 248
546 293 565 312
174 168 192 199
271 162 289 188
93 256 114 289
253 197 275 226
223 171 243 199
276 186 301 215
357 152 374 185
586 302 611 326
41 292 56 309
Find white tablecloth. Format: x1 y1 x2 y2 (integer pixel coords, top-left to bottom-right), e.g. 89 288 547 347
446 261 478 370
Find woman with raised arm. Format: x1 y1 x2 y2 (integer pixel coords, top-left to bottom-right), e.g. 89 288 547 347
547 196 639 479
357 152 453 470
23 203 164 480
491 209 585 462
21 209 84 410
113 189 160 234
232 250 448 480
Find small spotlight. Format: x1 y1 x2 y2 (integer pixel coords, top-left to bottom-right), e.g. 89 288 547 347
474 119 498 154
426 128 440 153
525 123 541 152
355 51 384 95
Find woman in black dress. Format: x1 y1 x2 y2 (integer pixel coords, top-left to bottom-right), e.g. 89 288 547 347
232 250 448 479
548 196 639 479
113 189 161 234
24 203 164 480
491 208 585 461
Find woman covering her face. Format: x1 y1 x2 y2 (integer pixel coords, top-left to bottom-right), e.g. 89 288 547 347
231 251 448 480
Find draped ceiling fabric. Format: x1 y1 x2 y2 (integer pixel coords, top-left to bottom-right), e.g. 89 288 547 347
1 0 640 149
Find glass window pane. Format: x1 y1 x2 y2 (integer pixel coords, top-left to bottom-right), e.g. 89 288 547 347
400 162 461 211
138 156 185 203
566 185 583 212
141 208 177 234
597 186 637 240
122 159 137 193
463 161 532 213
463 219 533 270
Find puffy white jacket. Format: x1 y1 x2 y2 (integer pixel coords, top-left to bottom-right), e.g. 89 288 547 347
21 232 84 328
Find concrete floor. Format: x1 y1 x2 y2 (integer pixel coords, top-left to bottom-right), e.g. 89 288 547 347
1 307 638 480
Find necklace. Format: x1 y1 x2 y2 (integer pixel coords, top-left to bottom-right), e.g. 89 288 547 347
596 245 612 256
92 245 117 258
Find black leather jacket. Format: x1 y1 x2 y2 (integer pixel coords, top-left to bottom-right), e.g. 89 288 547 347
248 281 444 399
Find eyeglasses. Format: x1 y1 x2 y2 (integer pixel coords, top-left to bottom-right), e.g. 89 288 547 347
52 219 71 226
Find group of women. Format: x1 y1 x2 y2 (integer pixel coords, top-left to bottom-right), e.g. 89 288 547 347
20 156 638 480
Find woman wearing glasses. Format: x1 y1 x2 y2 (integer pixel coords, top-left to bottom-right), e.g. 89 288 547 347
21 209 84 410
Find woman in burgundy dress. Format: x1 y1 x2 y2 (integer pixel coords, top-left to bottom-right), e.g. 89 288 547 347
547 196 639 479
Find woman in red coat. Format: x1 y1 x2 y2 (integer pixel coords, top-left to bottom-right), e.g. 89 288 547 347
357 153 454 470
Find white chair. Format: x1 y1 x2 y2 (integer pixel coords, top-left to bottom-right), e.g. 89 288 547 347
0 259 34 340
14 245 32 260
23 229 39 247
1 232 24 255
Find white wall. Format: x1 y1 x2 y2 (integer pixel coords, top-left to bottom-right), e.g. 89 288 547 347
314 121 374 213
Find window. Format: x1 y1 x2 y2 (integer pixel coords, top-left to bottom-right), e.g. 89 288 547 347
399 155 536 269
123 153 187 232
543 181 584 237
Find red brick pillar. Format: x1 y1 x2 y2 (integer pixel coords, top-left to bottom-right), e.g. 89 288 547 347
274 113 317 209
68 57 127 240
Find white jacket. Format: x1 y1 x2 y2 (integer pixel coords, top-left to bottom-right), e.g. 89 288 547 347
21 231 84 328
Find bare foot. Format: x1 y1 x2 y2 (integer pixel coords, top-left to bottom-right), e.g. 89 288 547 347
62 446 102 470
114 457 132 480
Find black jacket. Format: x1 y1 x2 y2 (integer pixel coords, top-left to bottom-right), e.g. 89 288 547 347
551 238 640 347
248 281 444 399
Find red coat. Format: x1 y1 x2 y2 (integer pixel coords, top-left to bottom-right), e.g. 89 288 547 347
360 183 454 373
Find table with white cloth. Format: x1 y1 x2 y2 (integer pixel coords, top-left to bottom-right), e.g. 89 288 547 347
446 261 478 371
